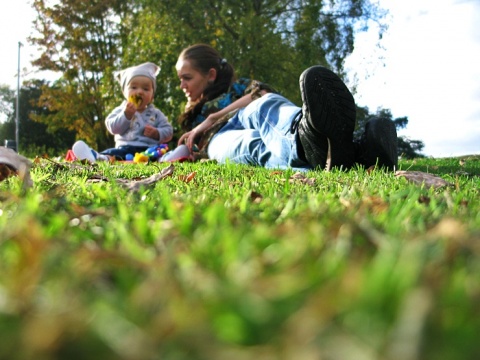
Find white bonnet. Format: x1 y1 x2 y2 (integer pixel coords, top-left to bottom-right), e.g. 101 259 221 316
114 62 160 97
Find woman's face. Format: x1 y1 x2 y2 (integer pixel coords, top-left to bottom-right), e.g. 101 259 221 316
176 58 216 103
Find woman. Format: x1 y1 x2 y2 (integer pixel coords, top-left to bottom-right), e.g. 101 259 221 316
176 43 397 171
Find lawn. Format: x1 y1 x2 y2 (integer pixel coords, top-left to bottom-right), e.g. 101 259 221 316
1 155 479 360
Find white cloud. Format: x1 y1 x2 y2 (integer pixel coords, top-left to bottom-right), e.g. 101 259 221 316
0 1 37 88
345 0 480 157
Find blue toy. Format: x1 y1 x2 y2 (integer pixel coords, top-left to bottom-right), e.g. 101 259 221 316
143 144 169 161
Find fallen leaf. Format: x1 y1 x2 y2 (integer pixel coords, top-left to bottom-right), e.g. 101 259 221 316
366 165 376 173
428 218 466 240
0 147 32 187
177 171 196 183
0 164 16 181
86 174 109 183
185 172 196 183
418 195 431 205
361 196 389 214
289 172 316 186
115 164 175 192
250 191 263 203
459 199 468 207
395 170 453 189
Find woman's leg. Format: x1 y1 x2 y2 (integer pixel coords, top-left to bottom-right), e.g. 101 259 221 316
208 93 310 170
237 93 299 135
207 128 263 165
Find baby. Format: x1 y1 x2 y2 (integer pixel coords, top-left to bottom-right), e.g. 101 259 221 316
73 62 173 162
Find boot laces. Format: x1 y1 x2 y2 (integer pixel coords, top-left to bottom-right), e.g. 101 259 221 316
289 110 303 134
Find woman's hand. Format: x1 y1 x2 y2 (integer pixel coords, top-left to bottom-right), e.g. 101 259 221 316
144 124 160 140
177 116 216 150
177 128 201 150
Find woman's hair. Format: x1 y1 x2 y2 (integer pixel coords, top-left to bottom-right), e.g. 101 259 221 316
177 44 235 130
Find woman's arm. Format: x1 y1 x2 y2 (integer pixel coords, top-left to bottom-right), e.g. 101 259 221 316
177 117 216 149
207 90 269 122
177 91 268 149
206 93 254 122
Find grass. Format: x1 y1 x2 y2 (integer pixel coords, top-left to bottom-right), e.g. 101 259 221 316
0 155 479 360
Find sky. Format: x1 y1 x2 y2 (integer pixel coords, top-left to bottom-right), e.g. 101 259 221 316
1 0 479 158
344 0 480 157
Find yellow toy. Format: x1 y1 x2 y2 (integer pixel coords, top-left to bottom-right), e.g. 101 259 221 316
133 152 149 163
128 94 143 108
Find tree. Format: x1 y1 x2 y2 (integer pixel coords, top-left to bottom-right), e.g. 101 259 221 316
355 106 425 159
30 0 135 150
133 0 388 104
0 81 76 157
29 0 389 146
397 137 425 159
0 85 16 149
0 85 15 123
23 80 77 156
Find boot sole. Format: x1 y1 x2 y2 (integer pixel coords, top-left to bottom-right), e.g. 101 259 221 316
365 118 398 170
299 66 356 170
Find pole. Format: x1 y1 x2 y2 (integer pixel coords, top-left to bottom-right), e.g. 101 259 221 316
16 41 23 153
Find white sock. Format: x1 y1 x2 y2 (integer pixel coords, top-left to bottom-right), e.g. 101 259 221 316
72 140 97 163
96 154 110 161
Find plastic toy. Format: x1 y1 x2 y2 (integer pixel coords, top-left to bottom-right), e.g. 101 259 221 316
128 94 143 108
65 150 77 162
132 144 169 163
143 144 169 160
133 152 149 163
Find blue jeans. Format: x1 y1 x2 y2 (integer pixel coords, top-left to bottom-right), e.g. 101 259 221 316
207 93 311 171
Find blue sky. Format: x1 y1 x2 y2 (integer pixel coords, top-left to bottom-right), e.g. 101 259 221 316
2 0 479 157
345 0 480 157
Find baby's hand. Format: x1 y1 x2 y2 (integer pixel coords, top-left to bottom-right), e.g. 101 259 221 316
144 124 160 140
124 102 136 120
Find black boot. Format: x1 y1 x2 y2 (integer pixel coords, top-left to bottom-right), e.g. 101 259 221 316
292 66 356 171
354 117 398 171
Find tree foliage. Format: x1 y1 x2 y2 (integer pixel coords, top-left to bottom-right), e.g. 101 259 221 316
0 80 76 157
0 85 15 123
0 85 16 147
30 0 135 150
397 137 425 159
28 0 388 148
131 0 388 105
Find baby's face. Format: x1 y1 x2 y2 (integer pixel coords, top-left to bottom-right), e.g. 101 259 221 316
127 76 154 110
